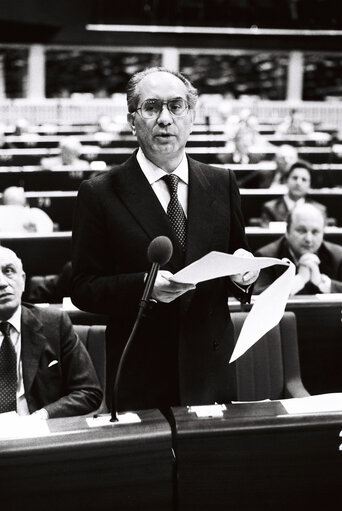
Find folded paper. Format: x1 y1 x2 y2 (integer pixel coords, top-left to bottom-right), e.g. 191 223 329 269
170 251 295 362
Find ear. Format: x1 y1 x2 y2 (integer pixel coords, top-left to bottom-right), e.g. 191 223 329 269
189 108 196 130
127 113 136 134
21 272 26 292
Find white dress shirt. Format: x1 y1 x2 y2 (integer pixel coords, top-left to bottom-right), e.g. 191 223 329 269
0 306 30 415
136 148 189 216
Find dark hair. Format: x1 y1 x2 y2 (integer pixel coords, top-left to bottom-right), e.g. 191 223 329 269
284 159 313 182
126 66 198 114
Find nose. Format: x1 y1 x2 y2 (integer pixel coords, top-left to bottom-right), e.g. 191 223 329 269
157 104 173 126
304 231 313 243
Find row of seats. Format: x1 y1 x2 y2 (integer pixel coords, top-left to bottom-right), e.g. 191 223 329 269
75 311 309 413
2 188 342 231
2 162 342 191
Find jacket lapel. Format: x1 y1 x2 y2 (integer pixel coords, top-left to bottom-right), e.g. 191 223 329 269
110 152 186 272
21 306 46 394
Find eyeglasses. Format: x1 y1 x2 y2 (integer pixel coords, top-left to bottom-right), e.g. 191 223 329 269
133 98 189 119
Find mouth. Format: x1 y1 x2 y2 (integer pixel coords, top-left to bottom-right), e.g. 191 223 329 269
0 293 13 300
155 133 174 138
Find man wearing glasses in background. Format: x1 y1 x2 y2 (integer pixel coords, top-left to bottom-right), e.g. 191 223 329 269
71 67 259 414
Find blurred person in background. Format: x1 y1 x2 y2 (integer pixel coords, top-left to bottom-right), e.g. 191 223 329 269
254 203 342 295
219 125 267 165
258 143 298 189
40 136 91 171
275 108 314 136
260 160 327 227
0 186 54 234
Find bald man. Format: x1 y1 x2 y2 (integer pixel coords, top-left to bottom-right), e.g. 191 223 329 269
254 203 342 295
0 246 102 418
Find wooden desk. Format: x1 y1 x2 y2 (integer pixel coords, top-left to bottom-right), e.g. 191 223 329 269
172 401 342 510
0 410 174 511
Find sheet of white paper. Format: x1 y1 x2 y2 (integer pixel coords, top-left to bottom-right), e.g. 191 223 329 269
229 261 295 362
0 412 50 439
187 404 227 418
280 393 342 414
170 251 289 285
86 412 141 427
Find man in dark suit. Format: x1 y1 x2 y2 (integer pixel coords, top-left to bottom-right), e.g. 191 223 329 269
254 203 342 295
0 246 102 418
71 67 259 413
260 159 327 226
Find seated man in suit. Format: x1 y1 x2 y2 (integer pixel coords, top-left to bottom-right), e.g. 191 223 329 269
40 136 91 171
219 125 267 165
0 246 102 418
254 203 342 295
260 159 326 226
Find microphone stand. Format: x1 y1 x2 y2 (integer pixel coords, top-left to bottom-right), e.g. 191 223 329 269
110 264 159 422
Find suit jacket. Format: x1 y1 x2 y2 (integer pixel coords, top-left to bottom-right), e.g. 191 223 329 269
254 237 342 295
21 303 102 418
261 197 327 225
71 152 252 411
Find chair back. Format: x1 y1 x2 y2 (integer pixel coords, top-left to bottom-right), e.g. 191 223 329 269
74 324 107 411
231 311 309 401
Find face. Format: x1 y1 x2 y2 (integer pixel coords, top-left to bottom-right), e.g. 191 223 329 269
286 167 311 199
127 71 195 171
0 248 26 320
286 207 324 258
235 131 254 154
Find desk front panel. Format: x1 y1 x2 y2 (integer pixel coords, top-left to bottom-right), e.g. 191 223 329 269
172 403 342 511
0 410 174 511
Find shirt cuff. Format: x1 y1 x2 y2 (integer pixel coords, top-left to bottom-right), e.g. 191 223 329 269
32 408 49 420
317 274 331 293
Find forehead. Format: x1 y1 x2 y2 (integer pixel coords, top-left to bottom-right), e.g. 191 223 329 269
289 168 310 178
0 249 21 269
291 211 324 230
137 72 187 101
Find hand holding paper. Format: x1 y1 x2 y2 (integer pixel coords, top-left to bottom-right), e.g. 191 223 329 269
169 251 295 363
230 248 260 286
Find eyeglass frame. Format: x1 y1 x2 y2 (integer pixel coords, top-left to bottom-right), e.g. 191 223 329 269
132 97 191 119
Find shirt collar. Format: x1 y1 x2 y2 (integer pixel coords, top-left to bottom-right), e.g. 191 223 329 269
4 305 21 334
284 195 305 211
137 148 189 185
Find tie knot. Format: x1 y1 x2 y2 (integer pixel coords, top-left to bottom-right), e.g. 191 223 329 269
163 174 179 195
0 322 11 337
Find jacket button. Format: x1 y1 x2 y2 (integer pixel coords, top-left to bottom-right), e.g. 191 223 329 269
213 340 219 350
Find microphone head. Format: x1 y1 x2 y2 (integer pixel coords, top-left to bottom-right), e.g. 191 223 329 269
147 236 173 266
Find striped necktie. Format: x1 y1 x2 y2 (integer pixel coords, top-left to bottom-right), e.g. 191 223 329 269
163 174 187 250
0 321 17 413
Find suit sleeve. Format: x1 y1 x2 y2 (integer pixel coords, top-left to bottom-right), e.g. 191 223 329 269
44 311 103 418
227 170 254 303
71 179 146 314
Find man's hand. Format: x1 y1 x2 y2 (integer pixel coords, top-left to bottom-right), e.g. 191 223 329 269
152 270 196 303
230 248 260 286
298 253 321 286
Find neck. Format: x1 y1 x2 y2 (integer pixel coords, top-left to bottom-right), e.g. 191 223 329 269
143 150 184 174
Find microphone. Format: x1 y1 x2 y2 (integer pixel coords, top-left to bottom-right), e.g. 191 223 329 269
110 236 173 422
140 235 173 312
